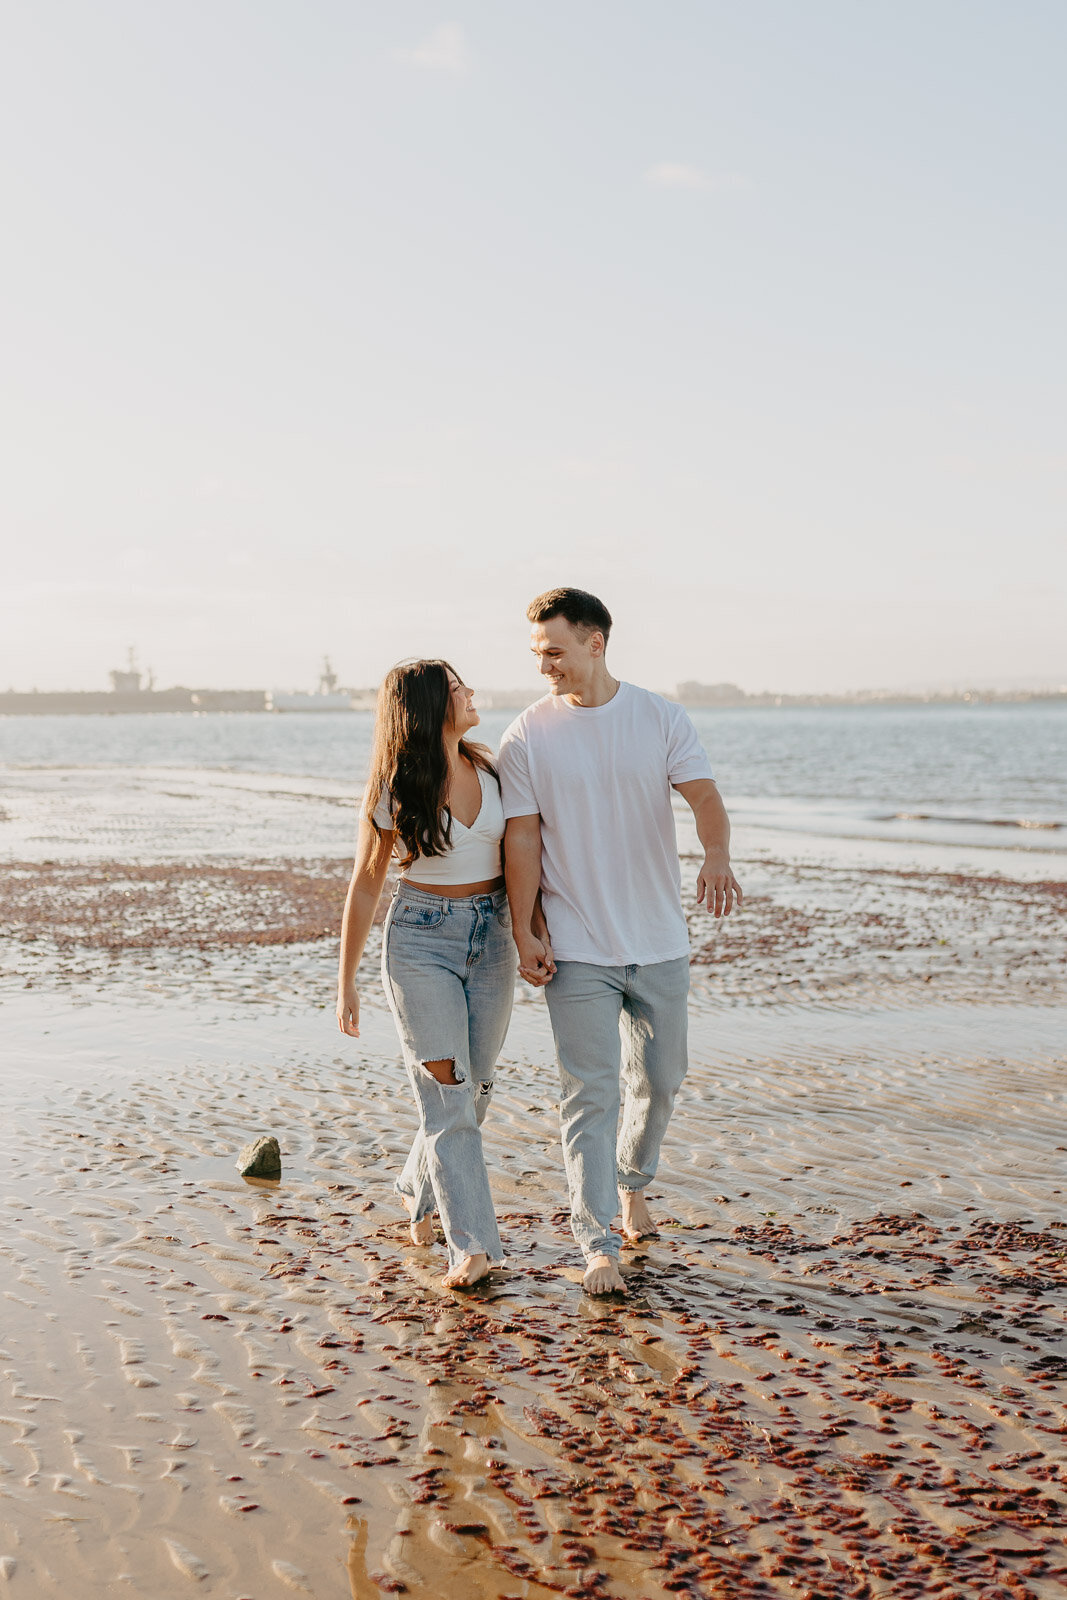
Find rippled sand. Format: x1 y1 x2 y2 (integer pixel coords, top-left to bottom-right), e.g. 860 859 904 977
2 922 1065 1599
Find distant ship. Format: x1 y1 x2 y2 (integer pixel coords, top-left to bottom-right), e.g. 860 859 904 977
109 646 155 694
267 657 353 713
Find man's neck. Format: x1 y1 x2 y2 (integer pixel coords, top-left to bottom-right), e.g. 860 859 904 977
565 668 620 709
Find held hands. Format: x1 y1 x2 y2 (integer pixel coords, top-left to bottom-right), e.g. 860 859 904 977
517 930 556 987
696 849 743 917
336 985 361 1037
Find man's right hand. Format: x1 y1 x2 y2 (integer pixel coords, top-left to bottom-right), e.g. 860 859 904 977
337 985 360 1036
516 932 556 987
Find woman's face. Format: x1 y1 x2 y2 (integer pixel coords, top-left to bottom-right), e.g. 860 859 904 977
446 671 479 735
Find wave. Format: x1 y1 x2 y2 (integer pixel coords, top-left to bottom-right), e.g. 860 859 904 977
884 811 1063 832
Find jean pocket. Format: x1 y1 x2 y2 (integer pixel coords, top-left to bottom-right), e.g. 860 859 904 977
494 904 512 930
393 902 445 930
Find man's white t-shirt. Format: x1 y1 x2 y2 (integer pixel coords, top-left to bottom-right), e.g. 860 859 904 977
497 681 714 967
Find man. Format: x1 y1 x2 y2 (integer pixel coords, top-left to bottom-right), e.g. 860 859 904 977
499 587 741 1295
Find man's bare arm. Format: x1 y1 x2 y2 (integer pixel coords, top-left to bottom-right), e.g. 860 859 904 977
672 778 743 917
504 814 556 984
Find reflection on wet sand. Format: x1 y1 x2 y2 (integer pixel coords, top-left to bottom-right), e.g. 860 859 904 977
0 840 1065 1598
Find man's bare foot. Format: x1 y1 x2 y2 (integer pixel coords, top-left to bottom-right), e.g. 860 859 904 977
403 1198 435 1247
583 1254 626 1295
620 1189 658 1244
442 1252 489 1290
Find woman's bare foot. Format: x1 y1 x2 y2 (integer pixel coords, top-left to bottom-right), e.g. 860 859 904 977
583 1254 626 1295
442 1252 489 1289
620 1189 658 1244
403 1198 435 1247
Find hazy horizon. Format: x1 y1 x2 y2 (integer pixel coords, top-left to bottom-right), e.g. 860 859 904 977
2 3 1065 697
3 655 1065 701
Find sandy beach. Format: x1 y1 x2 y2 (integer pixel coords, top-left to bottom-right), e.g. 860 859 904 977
1 757 1065 1599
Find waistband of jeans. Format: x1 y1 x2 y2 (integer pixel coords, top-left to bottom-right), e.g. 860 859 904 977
394 881 507 910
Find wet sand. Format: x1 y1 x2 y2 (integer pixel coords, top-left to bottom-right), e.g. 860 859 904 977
1 854 1065 1598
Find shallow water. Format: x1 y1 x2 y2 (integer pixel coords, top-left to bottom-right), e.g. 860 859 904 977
3 702 1065 857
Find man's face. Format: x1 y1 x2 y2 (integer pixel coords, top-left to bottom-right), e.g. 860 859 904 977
530 616 602 696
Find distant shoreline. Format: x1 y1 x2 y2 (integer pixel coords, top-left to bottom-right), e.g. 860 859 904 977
0 687 1065 716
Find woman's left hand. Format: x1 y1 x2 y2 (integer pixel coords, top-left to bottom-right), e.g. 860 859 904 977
516 932 556 986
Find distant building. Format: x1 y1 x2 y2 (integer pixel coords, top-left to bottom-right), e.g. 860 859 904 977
675 681 748 705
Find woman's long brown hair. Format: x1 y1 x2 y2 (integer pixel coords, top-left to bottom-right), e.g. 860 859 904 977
364 659 497 869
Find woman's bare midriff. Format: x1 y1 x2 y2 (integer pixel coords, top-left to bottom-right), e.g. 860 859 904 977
401 875 505 898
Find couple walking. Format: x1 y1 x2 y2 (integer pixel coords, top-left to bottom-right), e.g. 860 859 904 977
336 588 741 1294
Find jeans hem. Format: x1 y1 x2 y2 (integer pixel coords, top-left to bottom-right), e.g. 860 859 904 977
448 1247 507 1269
393 1178 433 1222
579 1244 621 1263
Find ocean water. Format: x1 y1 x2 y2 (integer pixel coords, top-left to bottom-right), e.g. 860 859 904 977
1 703 1065 867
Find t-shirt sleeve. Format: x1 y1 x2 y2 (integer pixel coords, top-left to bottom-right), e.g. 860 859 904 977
498 726 540 819
665 703 715 785
359 781 397 829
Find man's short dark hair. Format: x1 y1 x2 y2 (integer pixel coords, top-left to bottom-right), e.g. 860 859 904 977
526 587 612 643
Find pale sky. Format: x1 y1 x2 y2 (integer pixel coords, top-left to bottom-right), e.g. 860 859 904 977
2 1 1065 695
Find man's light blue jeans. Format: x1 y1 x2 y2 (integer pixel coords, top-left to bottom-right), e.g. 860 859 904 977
381 883 516 1268
544 955 690 1262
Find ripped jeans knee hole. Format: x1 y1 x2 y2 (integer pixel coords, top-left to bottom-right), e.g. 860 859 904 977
419 1058 464 1086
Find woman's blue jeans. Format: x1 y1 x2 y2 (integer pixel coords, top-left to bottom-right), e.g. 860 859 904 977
381 883 516 1267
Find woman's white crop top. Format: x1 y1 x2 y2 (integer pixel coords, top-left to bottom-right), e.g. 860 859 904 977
361 765 505 883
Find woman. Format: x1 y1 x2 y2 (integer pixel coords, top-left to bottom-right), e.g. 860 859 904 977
336 660 516 1289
